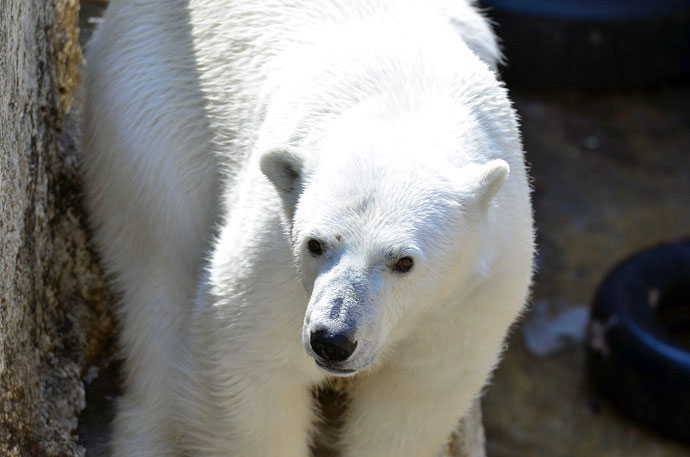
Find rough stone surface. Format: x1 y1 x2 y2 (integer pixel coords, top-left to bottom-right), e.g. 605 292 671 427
0 0 116 455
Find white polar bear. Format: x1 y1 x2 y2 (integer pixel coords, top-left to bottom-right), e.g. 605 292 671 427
81 1 534 456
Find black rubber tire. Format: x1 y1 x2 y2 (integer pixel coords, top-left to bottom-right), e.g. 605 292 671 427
587 239 690 442
480 0 690 87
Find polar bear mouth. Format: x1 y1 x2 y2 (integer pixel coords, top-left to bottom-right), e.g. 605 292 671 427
315 359 357 376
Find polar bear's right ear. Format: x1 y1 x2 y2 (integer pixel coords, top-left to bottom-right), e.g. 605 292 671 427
459 159 510 207
260 148 305 214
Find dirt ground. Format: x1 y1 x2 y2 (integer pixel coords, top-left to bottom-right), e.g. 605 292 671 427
483 86 690 457
77 2 690 455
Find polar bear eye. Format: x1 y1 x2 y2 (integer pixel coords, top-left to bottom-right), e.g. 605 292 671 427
393 256 414 273
307 239 323 257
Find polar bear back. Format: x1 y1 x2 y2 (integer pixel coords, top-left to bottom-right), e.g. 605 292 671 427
185 0 502 160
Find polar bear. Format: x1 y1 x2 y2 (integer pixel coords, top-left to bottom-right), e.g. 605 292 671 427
81 1 534 456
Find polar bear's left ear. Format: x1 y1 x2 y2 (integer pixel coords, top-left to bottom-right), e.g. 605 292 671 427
464 159 510 206
260 148 305 215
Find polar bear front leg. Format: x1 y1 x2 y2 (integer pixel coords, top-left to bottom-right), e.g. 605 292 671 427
340 332 493 457
340 369 475 457
177 289 318 457
176 352 317 457
218 373 315 457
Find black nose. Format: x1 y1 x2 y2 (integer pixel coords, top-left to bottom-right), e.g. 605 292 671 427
310 329 357 363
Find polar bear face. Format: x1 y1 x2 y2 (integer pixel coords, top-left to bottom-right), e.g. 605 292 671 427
262 147 509 376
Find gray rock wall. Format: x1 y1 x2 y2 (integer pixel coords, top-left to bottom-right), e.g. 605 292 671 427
0 0 115 455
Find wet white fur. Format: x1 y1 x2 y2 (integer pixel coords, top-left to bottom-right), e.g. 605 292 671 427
81 0 533 456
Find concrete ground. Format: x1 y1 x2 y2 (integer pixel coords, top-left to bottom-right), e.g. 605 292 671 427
78 2 690 455
483 86 690 457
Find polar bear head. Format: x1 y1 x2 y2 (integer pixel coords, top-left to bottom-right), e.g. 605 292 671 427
262 144 509 376
260 95 514 376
